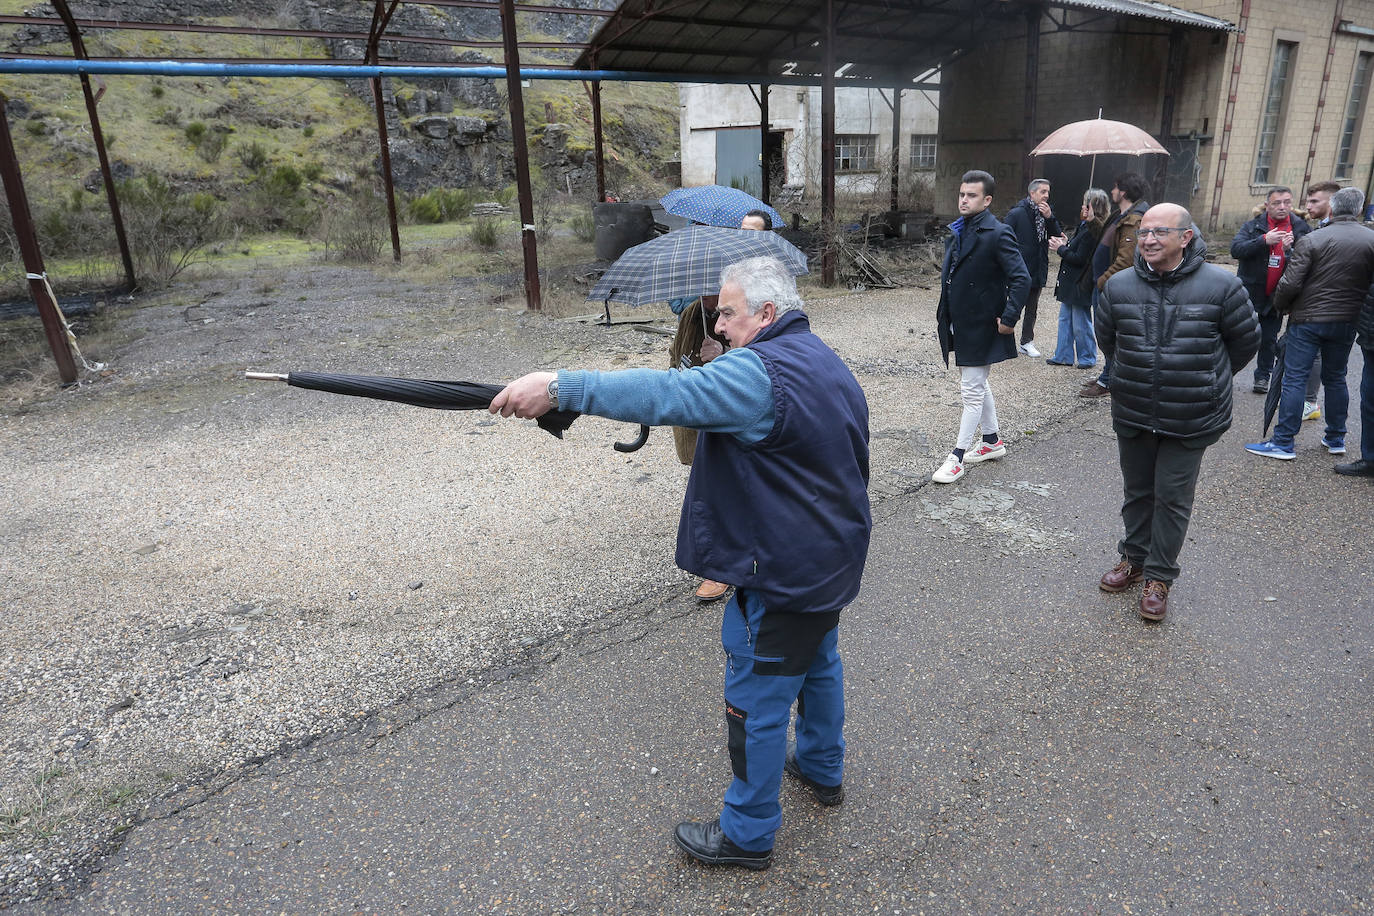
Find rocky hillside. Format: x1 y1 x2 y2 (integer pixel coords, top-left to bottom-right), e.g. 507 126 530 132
0 0 679 225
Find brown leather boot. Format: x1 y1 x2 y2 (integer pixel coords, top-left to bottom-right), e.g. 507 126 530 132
1139 580 1169 621
694 579 729 602
1099 559 1144 592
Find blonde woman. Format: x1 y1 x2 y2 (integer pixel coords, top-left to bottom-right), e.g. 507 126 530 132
1046 188 1110 368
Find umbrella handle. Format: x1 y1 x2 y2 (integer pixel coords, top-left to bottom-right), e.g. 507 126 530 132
613 424 650 453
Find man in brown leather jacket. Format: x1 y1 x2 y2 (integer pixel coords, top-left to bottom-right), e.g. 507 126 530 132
1245 187 1374 461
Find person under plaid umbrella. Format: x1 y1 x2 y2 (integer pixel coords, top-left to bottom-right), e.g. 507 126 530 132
661 185 783 231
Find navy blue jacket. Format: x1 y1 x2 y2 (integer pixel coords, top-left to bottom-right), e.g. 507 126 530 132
1004 197 1061 288
1228 212 1313 315
677 311 871 615
937 208 1033 367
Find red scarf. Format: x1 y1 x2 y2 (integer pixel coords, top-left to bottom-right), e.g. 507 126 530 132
1265 214 1291 296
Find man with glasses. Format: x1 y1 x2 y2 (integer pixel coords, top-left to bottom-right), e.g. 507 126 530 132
1230 186 1313 394
1097 204 1258 622
1246 187 1374 462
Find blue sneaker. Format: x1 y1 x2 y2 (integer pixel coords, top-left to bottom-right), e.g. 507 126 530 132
1245 440 1296 460
1322 437 1346 455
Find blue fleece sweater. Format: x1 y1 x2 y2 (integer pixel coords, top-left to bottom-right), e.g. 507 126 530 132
555 347 775 444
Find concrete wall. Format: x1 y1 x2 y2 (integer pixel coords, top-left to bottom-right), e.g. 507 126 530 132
678 82 940 198
934 0 1374 231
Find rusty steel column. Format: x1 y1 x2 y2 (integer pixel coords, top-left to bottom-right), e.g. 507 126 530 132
759 82 770 204
890 87 902 212
0 96 77 384
1302 0 1345 193
821 0 836 285
1208 0 1252 232
499 0 542 310
591 77 606 202
52 0 135 289
1022 5 1041 192
368 1 402 262
1155 27 1186 200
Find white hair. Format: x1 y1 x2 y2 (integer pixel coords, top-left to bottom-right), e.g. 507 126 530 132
719 256 803 316
1331 186 1365 218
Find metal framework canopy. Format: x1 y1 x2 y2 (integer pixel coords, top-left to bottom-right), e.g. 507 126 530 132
576 0 1232 84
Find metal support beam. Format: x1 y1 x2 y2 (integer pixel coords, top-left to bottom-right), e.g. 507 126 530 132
590 76 606 202
890 87 902 212
1022 4 1041 193
367 1 403 262
499 0 542 311
821 0 836 285
1155 27 1186 200
759 83 770 205
51 0 135 290
1208 0 1252 233
0 96 77 384
1303 0 1345 194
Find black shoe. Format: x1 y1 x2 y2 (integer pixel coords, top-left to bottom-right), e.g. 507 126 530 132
1334 459 1374 477
673 818 772 870
1252 377 1270 394
784 744 845 806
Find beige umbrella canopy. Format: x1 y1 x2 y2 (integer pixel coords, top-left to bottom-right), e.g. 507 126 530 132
1031 115 1169 185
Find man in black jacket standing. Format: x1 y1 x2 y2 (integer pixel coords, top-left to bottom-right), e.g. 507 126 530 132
1229 187 1312 393
933 169 1032 484
1334 282 1374 477
1097 204 1259 621
1004 178 1060 358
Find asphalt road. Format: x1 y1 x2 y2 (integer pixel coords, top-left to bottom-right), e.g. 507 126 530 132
25 361 1373 915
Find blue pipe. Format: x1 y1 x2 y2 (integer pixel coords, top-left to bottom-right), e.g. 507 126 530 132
0 57 936 90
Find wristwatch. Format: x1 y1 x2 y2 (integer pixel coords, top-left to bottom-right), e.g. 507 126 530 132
546 376 559 409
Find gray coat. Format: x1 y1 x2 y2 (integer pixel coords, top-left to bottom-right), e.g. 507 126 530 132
1098 235 1259 439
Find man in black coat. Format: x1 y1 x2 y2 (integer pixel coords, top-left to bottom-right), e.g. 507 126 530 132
1003 178 1060 358
933 169 1032 484
1229 186 1312 393
1097 204 1259 622
1334 281 1374 477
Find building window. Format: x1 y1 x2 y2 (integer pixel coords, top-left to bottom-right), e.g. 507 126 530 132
1254 41 1296 184
1336 52 1372 180
910 134 937 169
835 134 877 172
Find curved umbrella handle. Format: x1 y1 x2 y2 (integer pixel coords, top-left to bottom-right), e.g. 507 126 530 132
613 424 650 453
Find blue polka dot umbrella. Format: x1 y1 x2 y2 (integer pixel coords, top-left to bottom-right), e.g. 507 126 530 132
661 185 783 230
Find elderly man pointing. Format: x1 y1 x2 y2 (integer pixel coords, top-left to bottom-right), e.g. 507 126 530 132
492 255 872 871
1096 204 1258 622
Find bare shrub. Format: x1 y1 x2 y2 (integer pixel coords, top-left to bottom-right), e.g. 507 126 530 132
320 190 385 263
117 175 224 287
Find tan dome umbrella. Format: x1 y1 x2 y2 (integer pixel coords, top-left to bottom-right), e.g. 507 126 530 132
1031 114 1169 185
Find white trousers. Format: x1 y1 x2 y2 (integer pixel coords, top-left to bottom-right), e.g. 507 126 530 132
956 365 999 451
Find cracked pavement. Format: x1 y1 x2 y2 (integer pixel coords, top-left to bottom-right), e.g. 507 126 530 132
19 348 1372 914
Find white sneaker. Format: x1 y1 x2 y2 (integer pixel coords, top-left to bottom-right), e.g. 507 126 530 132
965 439 1006 463
932 454 965 483
1019 341 1042 358
1302 401 1321 421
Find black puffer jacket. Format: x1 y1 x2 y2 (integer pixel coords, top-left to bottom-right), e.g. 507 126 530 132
1098 234 1259 439
1357 283 1374 350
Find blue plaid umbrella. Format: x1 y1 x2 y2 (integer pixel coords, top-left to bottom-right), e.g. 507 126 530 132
588 226 808 307
661 186 783 230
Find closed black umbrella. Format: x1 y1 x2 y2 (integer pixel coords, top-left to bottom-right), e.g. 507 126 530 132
1262 334 1287 436
246 370 648 451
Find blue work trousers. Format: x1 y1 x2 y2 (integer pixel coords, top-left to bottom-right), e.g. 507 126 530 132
1051 301 1096 367
1271 321 1356 450
719 589 844 852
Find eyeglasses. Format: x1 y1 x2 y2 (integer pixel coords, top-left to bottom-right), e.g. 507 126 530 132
1137 227 1191 239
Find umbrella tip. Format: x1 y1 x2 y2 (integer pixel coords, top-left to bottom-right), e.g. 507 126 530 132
245 370 288 382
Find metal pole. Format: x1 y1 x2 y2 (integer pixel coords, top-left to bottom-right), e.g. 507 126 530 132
0 96 77 383
367 1 402 262
759 82 770 204
1302 0 1345 194
1022 5 1041 193
821 0 836 285
1208 0 1252 232
890 87 902 212
51 0 135 289
1155 27 1186 200
591 76 606 202
499 0 542 310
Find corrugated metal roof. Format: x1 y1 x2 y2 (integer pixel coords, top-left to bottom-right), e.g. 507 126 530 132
1055 0 1236 31
576 0 1236 80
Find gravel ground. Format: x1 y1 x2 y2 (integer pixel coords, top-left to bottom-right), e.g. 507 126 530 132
0 262 1095 904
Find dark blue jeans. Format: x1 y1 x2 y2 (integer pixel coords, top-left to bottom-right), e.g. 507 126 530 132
1255 310 1282 382
1361 350 1374 461
1271 321 1357 450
